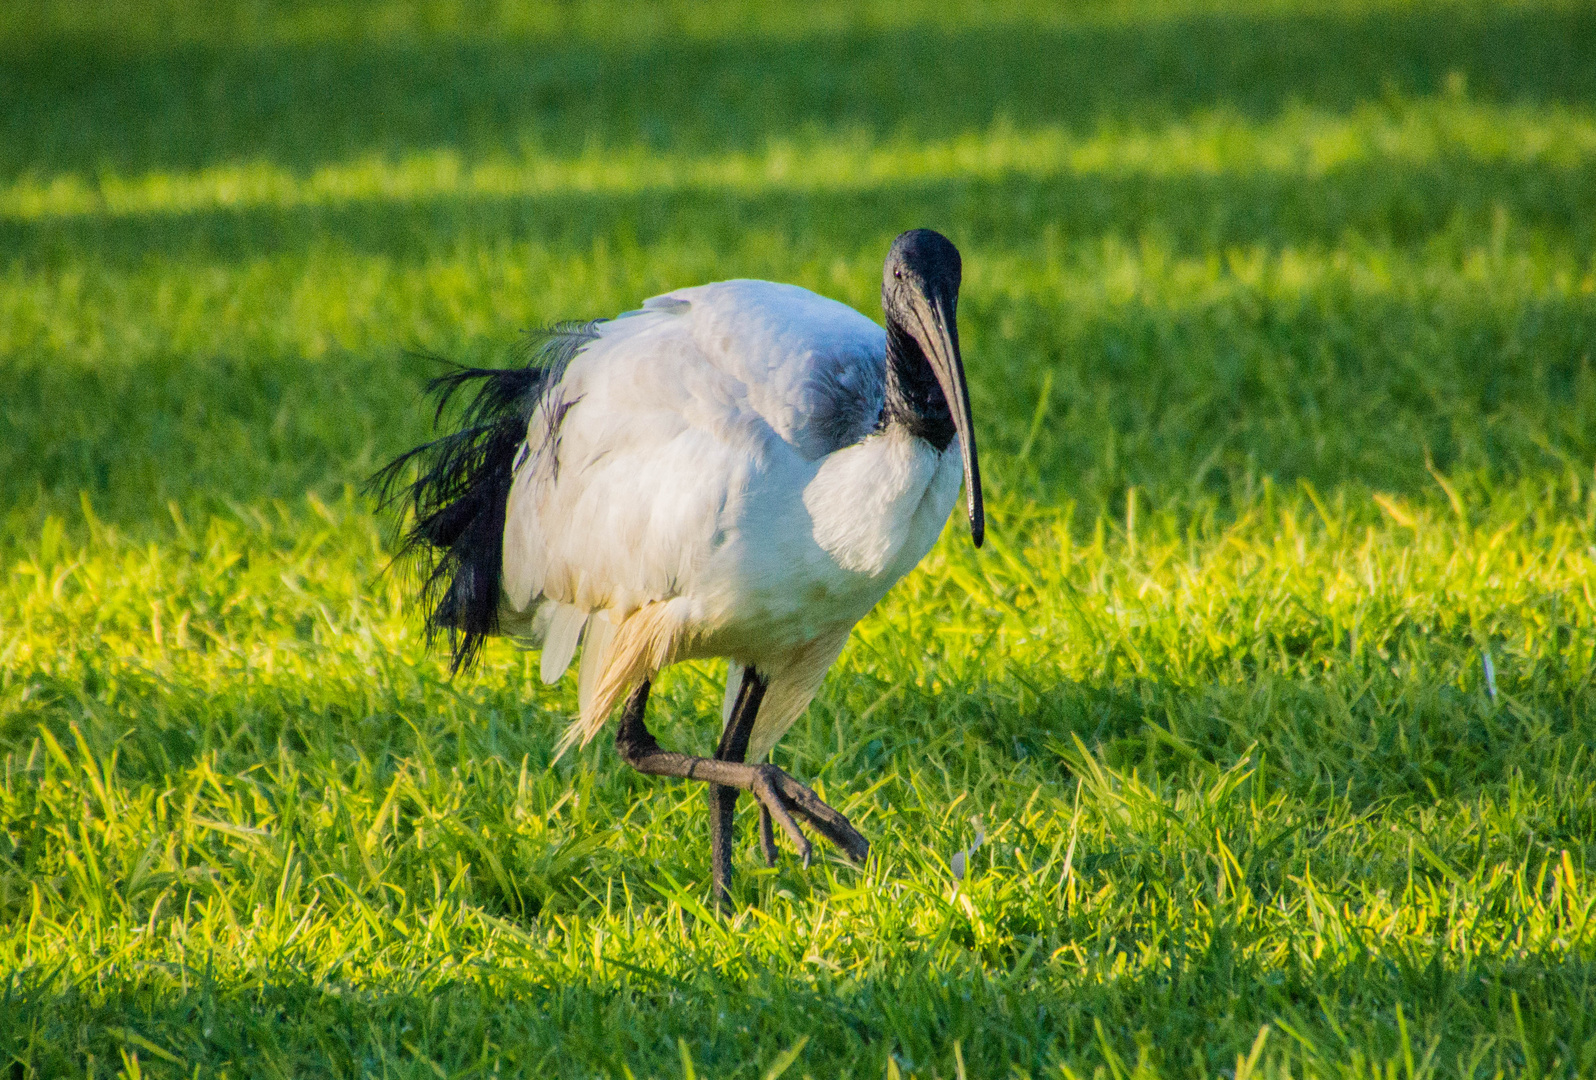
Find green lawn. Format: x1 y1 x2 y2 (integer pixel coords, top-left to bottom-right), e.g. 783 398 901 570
4 1 1596 1076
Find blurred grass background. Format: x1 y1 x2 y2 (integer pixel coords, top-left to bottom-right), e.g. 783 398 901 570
2 1 1596 1076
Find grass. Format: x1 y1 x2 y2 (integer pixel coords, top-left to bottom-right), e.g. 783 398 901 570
3 0 1596 1075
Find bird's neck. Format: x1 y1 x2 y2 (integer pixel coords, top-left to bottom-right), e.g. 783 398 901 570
881 317 955 451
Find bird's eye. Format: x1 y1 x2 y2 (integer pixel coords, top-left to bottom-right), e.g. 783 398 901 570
893 268 902 279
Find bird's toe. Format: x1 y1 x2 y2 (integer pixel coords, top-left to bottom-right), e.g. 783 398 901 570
758 764 870 864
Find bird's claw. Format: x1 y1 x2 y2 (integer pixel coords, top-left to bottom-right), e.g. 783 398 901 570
747 762 869 868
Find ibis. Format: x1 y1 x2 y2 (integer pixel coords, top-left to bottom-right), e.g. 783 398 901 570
375 228 984 907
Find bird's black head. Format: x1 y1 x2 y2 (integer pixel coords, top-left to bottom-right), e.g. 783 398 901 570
881 228 984 547
883 228 963 312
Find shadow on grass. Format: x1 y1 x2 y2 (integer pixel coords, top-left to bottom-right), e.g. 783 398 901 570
3 935 1591 1076
4 267 1592 533
3 7 1593 178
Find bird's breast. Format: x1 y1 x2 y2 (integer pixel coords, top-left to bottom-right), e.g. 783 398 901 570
803 427 952 577
689 427 962 661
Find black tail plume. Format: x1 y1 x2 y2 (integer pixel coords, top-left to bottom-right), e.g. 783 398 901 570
369 323 599 672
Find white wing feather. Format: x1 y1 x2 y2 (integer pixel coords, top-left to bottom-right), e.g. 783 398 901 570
577 611 617 719
539 603 587 684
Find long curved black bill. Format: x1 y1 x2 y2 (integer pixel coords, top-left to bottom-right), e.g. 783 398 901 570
926 295 985 547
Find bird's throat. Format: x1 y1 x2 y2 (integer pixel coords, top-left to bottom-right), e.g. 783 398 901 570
880 319 956 451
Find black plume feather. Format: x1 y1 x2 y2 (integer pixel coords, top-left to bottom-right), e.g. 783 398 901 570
370 323 600 672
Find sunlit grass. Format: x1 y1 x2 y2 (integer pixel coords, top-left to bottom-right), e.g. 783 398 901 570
5 99 1594 223
4 0 1596 1076
6 481 1596 1077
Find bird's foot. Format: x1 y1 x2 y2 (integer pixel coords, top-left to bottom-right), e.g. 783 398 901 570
745 762 869 868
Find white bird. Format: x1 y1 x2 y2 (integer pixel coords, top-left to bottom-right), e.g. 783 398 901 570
376 229 984 907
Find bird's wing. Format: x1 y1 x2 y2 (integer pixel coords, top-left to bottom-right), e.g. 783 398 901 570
666 280 887 462
502 302 757 625
501 282 886 735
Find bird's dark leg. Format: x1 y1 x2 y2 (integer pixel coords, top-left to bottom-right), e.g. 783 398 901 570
613 679 869 910
707 668 766 907
758 801 780 868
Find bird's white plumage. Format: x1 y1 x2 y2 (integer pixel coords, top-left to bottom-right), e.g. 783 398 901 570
539 603 585 684
501 279 964 759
